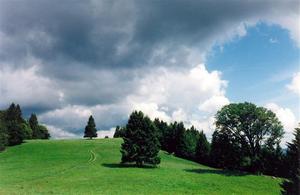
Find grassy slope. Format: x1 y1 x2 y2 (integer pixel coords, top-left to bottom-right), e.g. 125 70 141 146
0 139 282 194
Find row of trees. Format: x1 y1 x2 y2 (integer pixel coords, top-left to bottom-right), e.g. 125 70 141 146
0 103 50 151
115 111 210 167
114 102 299 193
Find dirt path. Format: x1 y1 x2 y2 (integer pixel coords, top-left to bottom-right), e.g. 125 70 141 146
88 149 97 163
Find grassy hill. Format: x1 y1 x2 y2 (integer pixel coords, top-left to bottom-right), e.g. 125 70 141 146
0 138 282 194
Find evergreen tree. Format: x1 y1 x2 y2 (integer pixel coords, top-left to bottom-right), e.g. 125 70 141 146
84 115 97 139
29 113 50 139
153 118 169 150
29 113 39 138
195 130 210 165
174 122 186 156
210 130 243 169
281 125 300 195
164 122 177 154
113 126 126 138
38 125 51 139
261 143 285 177
6 103 25 145
22 122 33 139
176 126 199 160
121 111 160 166
0 111 8 151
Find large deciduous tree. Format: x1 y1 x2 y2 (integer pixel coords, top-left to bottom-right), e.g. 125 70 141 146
84 115 97 139
214 102 284 172
121 111 160 167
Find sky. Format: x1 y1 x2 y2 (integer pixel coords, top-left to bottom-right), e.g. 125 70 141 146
0 0 299 144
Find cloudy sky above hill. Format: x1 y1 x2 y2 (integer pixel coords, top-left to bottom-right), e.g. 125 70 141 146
0 0 299 143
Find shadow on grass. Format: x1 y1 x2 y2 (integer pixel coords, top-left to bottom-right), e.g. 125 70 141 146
184 168 249 176
102 163 156 169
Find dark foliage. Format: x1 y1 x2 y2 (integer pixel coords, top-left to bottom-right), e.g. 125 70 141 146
195 130 210 165
176 126 200 160
153 118 169 150
210 130 243 169
213 102 284 173
113 125 126 138
281 125 300 195
29 113 50 139
6 103 26 146
121 111 160 166
84 115 97 139
0 111 8 151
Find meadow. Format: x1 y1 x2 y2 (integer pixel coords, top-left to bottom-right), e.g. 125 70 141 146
0 138 282 194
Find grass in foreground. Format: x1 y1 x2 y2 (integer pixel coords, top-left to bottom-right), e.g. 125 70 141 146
0 138 282 194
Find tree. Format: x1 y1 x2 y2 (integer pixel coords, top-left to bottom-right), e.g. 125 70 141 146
121 111 160 166
153 118 169 150
175 126 199 160
281 125 300 195
195 130 210 165
6 103 25 145
29 113 50 139
163 122 177 154
29 113 39 138
174 122 186 156
38 125 51 139
113 126 126 138
84 115 97 139
0 111 8 151
210 130 243 169
214 102 284 172
22 122 33 139
260 143 285 177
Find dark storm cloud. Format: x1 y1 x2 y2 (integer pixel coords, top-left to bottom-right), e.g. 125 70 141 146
0 0 298 133
1 0 297 72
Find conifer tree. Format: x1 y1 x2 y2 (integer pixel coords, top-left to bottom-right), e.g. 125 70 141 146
195 130 210 165
29 113 39 138
113 126 126 138
281 125 300 195
84 115 97 139
6 103 25 145
29 113 50 139
121 111 160 166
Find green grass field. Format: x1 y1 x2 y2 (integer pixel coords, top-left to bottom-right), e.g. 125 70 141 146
0 138 282 194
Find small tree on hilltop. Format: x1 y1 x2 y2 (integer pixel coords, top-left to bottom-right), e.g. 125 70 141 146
121 111 160 167
84 115 97 139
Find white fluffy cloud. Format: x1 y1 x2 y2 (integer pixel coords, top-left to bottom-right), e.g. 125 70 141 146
97 128 116 138
45 125 78 139
287 72 300 96
0 65 63 109
265 103 297 133
199 95 230 113
39 64 229 137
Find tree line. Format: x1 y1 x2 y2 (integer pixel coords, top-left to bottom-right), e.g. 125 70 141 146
113 102 299 194
0 103 50 151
